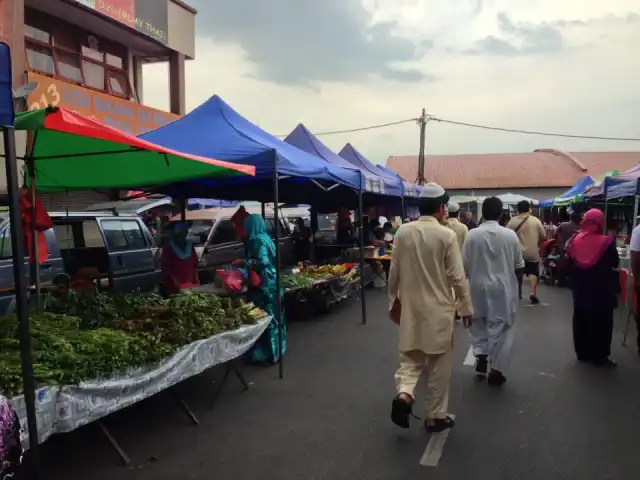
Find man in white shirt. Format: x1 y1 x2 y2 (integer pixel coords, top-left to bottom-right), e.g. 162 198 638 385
463 196 524 386
629 221 640 353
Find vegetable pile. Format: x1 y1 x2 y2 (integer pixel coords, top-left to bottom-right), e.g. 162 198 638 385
0 292 265 397
281 274 314 291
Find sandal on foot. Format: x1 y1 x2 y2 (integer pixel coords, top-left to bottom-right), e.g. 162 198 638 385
391 395 415 429
475 355 488 374
425 415 455 433
488 371 507 386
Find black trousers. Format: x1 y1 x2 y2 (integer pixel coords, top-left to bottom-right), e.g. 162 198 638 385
573 308 613 362
635 288 640 350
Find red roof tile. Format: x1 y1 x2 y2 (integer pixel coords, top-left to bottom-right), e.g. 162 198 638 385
385 150 640 189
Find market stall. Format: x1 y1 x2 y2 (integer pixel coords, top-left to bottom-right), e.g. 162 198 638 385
281 263 364 318
6 292 270 464
284 125 402 309
3 99 256 471
139 96 379 366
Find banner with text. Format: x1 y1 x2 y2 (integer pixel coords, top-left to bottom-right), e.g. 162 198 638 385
75 0 168 44
27 72 179 135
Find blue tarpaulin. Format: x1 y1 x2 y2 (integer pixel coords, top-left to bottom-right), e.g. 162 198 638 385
139 96 363 202
338 143 403 198
376 164 421 199
0 43 13 127
538 176 594 207
189 198 239 208
604 180 638 200
285 124 387 195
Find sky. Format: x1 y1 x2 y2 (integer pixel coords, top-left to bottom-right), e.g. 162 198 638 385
142 0 640 165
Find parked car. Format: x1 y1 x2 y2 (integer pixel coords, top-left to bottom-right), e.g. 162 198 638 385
0 212 160 315
162 206 294 283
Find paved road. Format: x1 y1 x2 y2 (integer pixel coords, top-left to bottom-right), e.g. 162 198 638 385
41 286 640 480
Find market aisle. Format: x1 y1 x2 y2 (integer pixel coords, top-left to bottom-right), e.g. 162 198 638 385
42 286 640 480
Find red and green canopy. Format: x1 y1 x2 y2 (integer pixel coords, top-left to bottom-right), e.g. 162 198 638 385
16 107 255 192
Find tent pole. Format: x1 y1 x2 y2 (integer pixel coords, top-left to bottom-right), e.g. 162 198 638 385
180 199 186 221
623 193 639 347
28 157 41 311
358 190 367 325
272 166 284 379
3 127 41 477
603 179 609 234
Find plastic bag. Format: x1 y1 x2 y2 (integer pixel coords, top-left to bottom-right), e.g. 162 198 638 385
224 268 245 293
248 265 262 288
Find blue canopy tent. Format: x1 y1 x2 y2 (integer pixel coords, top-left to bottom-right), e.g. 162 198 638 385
284 124 395 203
139 96 371 361
1 42 41 473
605 180 638 200
538 176 594 207
375 164 421 200
140 96 364 208
337 143 403 198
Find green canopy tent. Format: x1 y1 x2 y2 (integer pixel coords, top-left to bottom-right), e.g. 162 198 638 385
16 107 255 190
3 107 255 468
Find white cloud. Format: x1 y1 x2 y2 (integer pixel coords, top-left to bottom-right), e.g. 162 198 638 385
142 0 640 164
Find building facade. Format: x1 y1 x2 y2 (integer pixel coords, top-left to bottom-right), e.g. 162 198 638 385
0 0 196 209
386 149 640 200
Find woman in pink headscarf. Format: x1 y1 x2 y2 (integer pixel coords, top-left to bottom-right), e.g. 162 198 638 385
567 209 619 367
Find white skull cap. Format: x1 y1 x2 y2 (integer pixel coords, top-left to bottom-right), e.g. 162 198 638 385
419 182 446 198
447 202 460 213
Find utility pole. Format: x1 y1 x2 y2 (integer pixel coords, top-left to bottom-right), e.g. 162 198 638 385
417 108 427 185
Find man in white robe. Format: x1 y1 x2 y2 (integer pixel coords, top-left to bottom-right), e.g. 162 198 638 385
462 196 524 386
389 183 473 432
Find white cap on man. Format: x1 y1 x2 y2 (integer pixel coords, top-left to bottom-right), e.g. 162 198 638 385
419 182 446 198
447 202 460 214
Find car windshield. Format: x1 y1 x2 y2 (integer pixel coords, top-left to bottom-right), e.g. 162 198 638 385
162 220 213 246
318 214 337 231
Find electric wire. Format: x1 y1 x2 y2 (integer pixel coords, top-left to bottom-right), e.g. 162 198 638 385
274 113 640 142
274 118 418 137
428 116 640 142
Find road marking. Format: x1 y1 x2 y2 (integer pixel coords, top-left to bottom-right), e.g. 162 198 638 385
463 346 475 366
524 303 550 308
420 414 456 467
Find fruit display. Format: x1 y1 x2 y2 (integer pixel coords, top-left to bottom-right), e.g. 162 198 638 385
299 264 348 278
0 291 266 397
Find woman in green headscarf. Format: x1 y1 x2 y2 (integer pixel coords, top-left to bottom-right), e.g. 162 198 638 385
243 214 286 364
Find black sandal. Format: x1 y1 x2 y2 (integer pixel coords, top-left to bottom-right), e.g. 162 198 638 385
475 355 488 374
425 415 455 433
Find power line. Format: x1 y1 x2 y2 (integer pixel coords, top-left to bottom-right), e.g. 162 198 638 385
428 116 640 142
274 113 640 142
274 118 418 138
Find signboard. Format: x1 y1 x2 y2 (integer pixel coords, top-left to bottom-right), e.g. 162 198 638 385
74 0 168 44
0 0 6 44
26 72 179 135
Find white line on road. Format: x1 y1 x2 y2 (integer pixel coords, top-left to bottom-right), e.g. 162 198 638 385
420 414 456 467
524 303 550 307
463 346 475 366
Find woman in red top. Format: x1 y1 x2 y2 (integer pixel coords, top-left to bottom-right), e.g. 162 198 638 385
161 222 199 295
